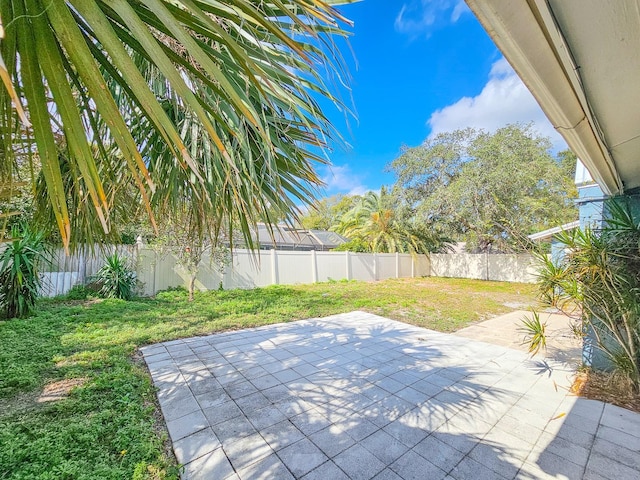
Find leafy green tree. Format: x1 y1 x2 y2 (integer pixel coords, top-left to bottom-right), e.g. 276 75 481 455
388 124 577 252
300 194 361 231
0 0 355 251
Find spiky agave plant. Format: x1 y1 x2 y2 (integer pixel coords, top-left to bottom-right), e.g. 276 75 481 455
0 224 48 318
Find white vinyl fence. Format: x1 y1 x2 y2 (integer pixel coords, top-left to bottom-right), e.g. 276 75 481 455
38 245 138 297
136 249 431 297
36 246 536 298
429 253 537 283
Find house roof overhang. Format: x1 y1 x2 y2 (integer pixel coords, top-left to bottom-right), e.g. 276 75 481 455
465 0 640 195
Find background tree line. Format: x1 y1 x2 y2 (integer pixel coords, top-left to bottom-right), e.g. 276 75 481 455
300 124 578 254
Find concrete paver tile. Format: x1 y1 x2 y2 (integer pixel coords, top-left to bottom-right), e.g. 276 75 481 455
525 450 585 480
412 434 466 472
596 424 640 451
585 452 640 480
202 400 243 426
222 432 272 471
209 414 257 443
166 409 209 442
449 456 508 480
173 427 221 465
589 439 640 474
600 403 640 436
382 418 429 448
533 431 590 467
259 419 305 451
389 450 447 480
333 444 387 480
159 392 200 422
236 453 294 480
233 391 272 413
360 428 410 464
181 447 235 480
469 442 524 479
277 438 328 478
301 460 350 480
308 424 356 458
244 405 288 431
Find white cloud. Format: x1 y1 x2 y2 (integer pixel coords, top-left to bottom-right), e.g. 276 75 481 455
395 1 470 37
427 58 567 149
322 164 369 196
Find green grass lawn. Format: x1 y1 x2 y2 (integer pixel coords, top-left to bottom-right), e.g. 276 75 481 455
0 277 536 479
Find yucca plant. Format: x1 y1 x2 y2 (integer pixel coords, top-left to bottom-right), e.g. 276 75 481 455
533 199 640 392
0 224 47 318
0 0 356 251
94 252 137 300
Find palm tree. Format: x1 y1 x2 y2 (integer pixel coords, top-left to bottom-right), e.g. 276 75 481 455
0 0 355 250
333 190 436 254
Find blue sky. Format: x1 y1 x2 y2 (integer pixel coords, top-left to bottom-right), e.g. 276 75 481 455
317 0 567 196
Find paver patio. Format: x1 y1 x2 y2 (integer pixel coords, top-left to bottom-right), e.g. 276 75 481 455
141 311 640 480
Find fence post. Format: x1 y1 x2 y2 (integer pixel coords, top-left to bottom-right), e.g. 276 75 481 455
484 252 489 281
345 251 351 280
373 253 377 281
311 250 318 283
395 252 400 278
411 255 415 278
271 249 278 285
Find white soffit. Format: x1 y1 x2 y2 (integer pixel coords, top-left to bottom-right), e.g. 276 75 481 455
466 0 640 195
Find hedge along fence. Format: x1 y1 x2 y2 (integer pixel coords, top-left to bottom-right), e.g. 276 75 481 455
35 246 537 298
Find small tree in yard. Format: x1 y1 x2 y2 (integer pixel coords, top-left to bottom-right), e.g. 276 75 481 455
152 204 229 302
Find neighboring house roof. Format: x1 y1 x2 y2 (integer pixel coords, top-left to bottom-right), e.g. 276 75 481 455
253 224 347 251
466 1 639 195
527 221 580 243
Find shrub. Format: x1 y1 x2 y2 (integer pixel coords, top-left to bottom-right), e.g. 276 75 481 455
65 284 90 300
533 200 640 392
94 252 137 300
0 225 48 318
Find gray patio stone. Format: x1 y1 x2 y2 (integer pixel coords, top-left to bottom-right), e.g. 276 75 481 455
209 413 257 443
308 424 356 458
223 432 272 471
585 451 640 480
159 392 200 422
525 450 585 480
235 453 295 480
143 311 640 480
259 419 305 451
449 456 507 480
181 447 235 480
360 428 410 464
301 460 350 480
172 427 220 465
277 438 328 477
371 468 404 480
202 400 243 426
389 450 447 480
596 424 640 451
412 434 465 472
333 444 387 480
225 380 259 400
166 409 209 442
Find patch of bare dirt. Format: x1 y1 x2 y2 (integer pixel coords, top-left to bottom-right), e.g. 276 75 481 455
571 370 640 413
37 378 87 403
